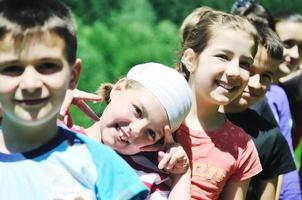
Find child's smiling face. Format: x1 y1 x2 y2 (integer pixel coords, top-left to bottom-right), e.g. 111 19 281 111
186 28 254 106
0 31 76 126
100 83 169 155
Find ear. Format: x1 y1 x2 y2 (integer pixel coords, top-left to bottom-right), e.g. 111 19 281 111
69 58 82 89
183 48 198 73
109 78 127 100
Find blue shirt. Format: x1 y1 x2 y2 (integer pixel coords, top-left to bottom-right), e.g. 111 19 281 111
0 126 148 200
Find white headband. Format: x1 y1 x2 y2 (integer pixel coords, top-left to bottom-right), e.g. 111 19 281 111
127 62 192 131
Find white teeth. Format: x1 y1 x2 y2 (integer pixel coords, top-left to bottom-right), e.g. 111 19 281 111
218 82 234 90
119 132 127 142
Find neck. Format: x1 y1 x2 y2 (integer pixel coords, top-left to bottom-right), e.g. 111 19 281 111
185 92 226 132
0 115 58 153
85 121 102 143
223 103 247 113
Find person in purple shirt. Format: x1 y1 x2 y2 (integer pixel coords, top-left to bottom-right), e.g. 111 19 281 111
231 1 302 199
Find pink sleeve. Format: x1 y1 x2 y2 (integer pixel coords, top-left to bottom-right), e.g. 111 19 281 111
229 137 262 182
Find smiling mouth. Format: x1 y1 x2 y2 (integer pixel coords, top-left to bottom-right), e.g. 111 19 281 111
15 97 49 106
216 80 236 91
114 124 130 144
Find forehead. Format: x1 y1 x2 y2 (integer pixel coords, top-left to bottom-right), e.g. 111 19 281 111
0 31 66 63
276 21 302 41
126 87 169 125
253 46 281 73
208 28 254 55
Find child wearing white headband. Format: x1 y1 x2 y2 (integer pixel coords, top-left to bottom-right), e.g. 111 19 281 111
61 62 192 199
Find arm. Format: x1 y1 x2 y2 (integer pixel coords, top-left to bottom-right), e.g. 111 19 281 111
168 168 191 200
275 175 282 200
219 179 250 200
258 177 278 200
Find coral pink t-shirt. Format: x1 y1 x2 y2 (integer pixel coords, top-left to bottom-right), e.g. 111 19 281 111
176 120 262 200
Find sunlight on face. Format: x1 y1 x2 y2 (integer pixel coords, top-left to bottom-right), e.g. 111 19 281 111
100 86 169 155
230 45 282 109
191 28 254 106
0 32 72 126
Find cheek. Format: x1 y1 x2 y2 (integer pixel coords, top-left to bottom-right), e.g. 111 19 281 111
44 72 71 91
0 77 18 94
240 70 250 85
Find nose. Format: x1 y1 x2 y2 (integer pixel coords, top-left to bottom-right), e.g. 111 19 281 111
287 45 300 60
248 74 261 90
225 60 240 80
128 120 148 141
19 66 43 93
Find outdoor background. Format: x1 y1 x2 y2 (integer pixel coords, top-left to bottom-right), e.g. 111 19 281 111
61 0 302 127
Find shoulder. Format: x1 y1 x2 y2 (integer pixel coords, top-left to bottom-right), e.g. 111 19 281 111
223 120 250 140
267 84 288 100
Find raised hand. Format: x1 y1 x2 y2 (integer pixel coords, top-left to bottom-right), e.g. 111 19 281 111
59 88 103 127
157 126 189 174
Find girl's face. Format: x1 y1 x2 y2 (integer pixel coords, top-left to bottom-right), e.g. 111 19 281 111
185 28 254 106
276 21 302 77
100 85 169 155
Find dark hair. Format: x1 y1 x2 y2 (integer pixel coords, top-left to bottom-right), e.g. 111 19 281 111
253 22 283 60
274 11 302 24
231 0 275 30
231 0 283 60
0 0 77 65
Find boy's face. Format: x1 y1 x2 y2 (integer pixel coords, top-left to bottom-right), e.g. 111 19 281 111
0 32 76 125
230 46 281 109
100 85 169 155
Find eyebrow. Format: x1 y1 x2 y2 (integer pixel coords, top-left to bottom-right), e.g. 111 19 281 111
214 49 254 61
0 57 63 66
0 59 19 66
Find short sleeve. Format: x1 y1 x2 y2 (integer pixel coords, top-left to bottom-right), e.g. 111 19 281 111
74 133 149 200
229 138 262 182
258 128 296 179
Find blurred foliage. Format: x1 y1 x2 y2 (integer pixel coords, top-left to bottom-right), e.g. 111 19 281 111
61 0 302 127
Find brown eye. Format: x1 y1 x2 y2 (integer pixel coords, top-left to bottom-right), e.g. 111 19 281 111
283 40 295 49
261 73 273 84
133 104 143 118
0 65 24 77
216 54 229 61
146 129 156 140
36 62 62 74
240 61 252 70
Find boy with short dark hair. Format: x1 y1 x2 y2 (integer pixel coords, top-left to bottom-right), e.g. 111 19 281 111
0 0 148 199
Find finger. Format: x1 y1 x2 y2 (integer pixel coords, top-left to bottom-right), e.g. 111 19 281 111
66 111 74 128
60 89 74 116
73 90 103 102
157 151 165 163
163 125 175 145
73 100 100 121
167 151 184 169
158 153 172 170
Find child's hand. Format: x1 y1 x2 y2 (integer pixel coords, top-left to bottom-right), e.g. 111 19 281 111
59 88 103 127
157 126 189 174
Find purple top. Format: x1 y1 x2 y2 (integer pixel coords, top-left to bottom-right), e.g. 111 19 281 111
266 84 301 200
